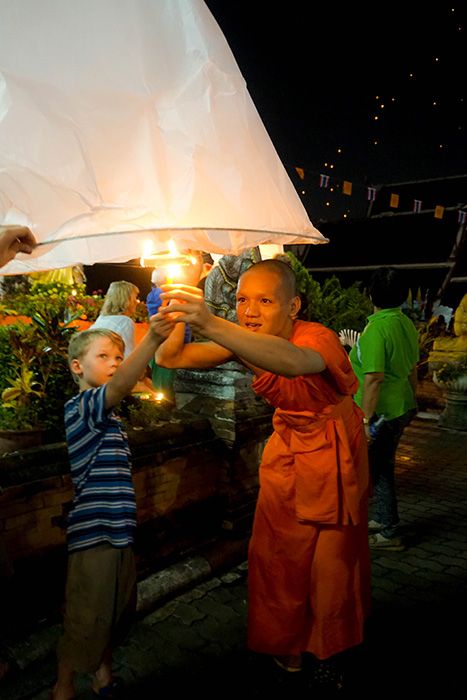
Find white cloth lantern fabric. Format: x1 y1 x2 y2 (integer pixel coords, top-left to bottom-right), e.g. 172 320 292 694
0 0 327 274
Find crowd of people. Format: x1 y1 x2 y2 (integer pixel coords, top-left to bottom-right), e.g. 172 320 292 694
0 224 421 696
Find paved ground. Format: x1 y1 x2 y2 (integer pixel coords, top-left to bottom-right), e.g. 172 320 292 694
1 412 466 698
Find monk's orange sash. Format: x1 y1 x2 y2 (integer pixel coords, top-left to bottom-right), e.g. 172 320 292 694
265 397 367 525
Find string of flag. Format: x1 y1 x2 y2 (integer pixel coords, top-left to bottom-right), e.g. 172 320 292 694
294 166 467 223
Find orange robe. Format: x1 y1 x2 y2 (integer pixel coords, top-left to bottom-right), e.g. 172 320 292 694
247 320 370 660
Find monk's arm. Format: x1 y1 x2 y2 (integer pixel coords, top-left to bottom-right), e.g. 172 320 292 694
159 308 324 377
202 315 325 377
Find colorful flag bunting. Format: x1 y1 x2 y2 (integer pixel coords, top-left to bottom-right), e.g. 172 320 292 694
413 199 422 213
342 180 352 196
458 210 467 224
367 187 376 201
319 173 330 188
390 193 399 208
434 205 444 220
295 166 305 180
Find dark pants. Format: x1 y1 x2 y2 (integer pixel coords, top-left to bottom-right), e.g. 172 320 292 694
368 409 416 538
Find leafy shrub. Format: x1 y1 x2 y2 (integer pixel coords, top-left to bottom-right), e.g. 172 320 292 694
286 253 372 332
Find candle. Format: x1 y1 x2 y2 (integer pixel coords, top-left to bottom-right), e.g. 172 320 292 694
140 238 195 284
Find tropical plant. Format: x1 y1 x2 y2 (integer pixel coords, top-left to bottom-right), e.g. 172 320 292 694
0 310 77 438
286 252 373 332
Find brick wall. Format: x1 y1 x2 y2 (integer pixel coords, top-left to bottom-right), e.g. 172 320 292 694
0 412 271 568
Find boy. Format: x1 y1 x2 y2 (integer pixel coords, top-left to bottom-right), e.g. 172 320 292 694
52 316 173 700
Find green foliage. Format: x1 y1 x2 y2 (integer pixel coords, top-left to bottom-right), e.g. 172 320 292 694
1 281 106 322
0 311 76 436
286 253 372 332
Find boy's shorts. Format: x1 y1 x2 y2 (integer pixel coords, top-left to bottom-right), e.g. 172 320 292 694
58 544 136 673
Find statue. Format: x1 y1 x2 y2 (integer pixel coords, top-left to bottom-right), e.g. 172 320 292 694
204 247 261 321
428 294 467 431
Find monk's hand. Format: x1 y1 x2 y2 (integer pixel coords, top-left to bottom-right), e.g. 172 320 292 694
160 284 212 333
0 225 37 267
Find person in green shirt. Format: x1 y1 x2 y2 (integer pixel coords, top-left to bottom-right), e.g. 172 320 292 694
350 267 419 551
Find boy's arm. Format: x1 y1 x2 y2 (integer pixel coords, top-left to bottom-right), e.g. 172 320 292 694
161 286 325 377
105 315 174 409
155 315 233 369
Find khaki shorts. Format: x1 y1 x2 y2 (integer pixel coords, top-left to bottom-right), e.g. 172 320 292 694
58 544 136 673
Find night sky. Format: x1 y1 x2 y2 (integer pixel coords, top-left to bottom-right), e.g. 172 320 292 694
204 2 466 222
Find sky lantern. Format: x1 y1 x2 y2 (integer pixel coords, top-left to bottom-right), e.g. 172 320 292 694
0 0 326 275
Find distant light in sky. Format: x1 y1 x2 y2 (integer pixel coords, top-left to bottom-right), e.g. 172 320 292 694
205 0 467 223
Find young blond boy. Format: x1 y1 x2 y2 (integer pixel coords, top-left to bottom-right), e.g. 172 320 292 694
52 317 173 700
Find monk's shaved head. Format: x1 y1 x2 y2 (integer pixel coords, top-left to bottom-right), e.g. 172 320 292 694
239 259 297 300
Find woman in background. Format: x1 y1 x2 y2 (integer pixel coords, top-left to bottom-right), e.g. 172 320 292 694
92 281 139 359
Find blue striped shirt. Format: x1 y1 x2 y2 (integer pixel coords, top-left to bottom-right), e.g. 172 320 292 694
64 385 136 553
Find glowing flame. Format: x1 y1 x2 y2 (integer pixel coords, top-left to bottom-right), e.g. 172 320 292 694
139 238 194 283
166 264 181 284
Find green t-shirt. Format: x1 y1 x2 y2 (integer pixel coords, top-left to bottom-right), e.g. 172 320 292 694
349 308 419 420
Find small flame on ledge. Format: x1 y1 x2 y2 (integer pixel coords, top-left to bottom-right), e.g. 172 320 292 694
138 391 166 403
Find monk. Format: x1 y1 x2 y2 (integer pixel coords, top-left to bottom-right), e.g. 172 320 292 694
156 258 370 673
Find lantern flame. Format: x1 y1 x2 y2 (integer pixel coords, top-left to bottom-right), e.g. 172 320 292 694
140 238 194 284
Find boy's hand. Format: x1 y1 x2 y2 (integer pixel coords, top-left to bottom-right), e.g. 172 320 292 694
160 285 212 333
149 312 176 340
